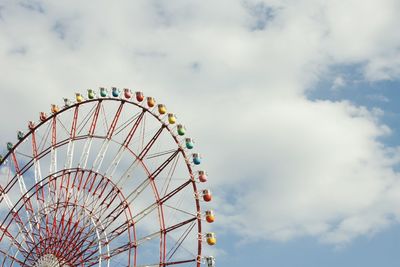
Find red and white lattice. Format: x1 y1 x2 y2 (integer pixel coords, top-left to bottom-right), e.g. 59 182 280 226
0 88 216 266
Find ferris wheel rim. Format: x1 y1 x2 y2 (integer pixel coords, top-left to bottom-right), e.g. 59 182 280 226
0 95 207 266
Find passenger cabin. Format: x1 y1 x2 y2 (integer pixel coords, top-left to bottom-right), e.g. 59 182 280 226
7 142 13 151
75 93 84 103
63 98 71 107
100 87 108 97
51 104 59 114
147 97 155 107
87 89 96 99
193 153 201 165
185 138 194 149
136 91 144 102
177 124 186 136
202 189 212 202
198 170 207 182
17 131 24 141
206 233 217 246
205 210 215 223
112 87 120 97
40 112 47 122
158 104 167 115
168 113 176 124
28 121 35 130
205 256 216 267
124 88 132 99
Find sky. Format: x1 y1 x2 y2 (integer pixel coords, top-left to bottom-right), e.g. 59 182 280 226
1 0 400 266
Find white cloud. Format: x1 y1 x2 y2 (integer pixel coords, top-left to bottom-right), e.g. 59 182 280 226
0 0 400 247
214 99 400 244
332 76 346 90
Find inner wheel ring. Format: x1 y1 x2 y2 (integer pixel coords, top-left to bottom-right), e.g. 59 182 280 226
1 169 135 266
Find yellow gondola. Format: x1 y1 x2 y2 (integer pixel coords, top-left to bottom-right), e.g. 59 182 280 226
206 233 217 246
51 104 60 114
75 93 84 103
158 104 167 115
168 113 176 124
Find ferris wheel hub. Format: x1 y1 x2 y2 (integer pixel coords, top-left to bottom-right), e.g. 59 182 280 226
34 254 67 267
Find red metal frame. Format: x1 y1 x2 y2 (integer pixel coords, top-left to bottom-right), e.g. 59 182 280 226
0 97 206 266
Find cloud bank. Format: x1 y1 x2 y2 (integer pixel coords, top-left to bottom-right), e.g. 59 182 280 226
1 0 400 245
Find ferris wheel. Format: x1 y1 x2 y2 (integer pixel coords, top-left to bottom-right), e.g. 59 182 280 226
0 88 216 267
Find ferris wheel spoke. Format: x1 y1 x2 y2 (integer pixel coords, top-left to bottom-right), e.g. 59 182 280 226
44 117 59 215
163 204 197 218
105 111 145 178
1 209 37 254
62 171 106 223
118 149 181 207
38 122 52 154
166 221 197 262
101 104 110 130
77 101 102 169
133 216 197 249
64 106 80 170
92 102 125 172
91 138 111 173
62 229 106 264
157 180 191 206
76 100 100 135
56 117 71 137
64 140 76 170
63 218 105 264
9 150 41 234
0 179 41 256
71 240 108 264
0 226 32 258
72 170 95 209
51 205 102 259
104 102 125 139
50 117 58 175
69 205 129 254
30 131 47 254
160 153 180 197
96 220 132 245
53 217 90 257
31 131 44 194
137 126 165 160
120 174 151 205
124 180 191 229
28 172 69 253
47 175 75 246
90 188 121 222
149 149 180 183
0 248 28 266
146 149 178 160
51 213 82 256
55 194 128 257
75 240 132 266
81 173 114 214
135 258 197 267
114 110 143 136
114 158 141 189
79 137 94 169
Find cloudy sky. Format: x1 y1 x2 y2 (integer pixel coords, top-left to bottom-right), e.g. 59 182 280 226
1 0 400 266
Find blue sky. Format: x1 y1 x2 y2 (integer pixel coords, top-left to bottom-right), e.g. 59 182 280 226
1 0 400 266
